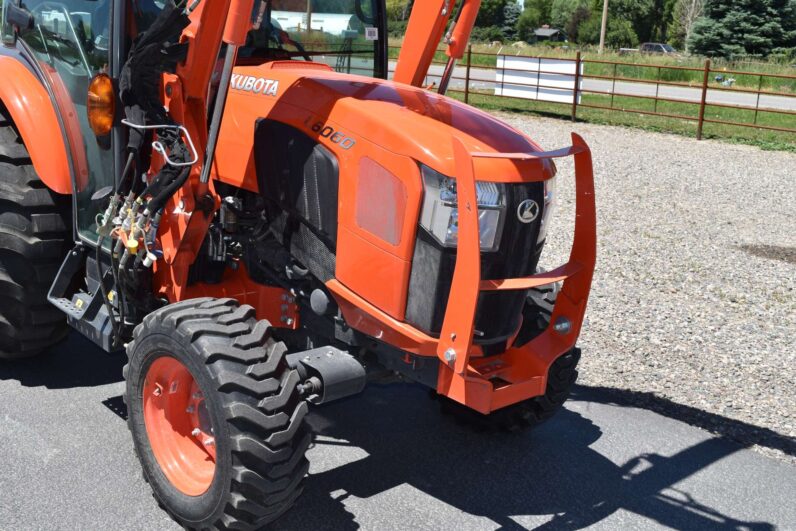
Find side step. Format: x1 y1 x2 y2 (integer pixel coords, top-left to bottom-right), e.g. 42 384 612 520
48 244 121 353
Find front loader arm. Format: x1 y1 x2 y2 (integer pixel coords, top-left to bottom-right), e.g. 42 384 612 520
150 0 255 303
393 0 481 88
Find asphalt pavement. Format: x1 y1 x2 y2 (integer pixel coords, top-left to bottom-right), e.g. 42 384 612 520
1 332 794 530
387 62 796 112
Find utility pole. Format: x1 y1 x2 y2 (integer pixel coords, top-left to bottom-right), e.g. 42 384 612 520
598 0 609 54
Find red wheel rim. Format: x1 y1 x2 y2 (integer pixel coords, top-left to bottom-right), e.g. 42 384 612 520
143 356 216 496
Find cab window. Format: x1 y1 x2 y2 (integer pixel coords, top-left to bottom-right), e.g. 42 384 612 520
241 0 384 77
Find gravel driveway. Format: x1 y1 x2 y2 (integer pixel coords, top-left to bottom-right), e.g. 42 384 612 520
498 113 796 463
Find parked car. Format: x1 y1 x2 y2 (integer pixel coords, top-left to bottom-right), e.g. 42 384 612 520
640 42 678 55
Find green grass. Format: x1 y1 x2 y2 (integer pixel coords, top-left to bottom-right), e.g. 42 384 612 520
446 89 796 152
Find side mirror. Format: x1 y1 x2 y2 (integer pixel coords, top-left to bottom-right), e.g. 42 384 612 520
6 2 34 32
355 0 374 25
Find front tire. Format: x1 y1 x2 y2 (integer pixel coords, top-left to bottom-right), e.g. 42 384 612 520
0 106 70 359
124 298 311 530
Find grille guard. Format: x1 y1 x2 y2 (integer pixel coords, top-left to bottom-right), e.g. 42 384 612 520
435 133 596 414
327 133 596 414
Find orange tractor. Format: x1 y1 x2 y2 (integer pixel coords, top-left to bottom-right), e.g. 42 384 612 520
0 0 595 527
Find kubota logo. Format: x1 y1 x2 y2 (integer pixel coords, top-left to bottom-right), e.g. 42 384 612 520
230 74 279 96
517 199 540 223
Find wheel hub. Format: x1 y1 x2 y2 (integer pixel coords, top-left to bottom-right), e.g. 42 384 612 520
143 356 216 496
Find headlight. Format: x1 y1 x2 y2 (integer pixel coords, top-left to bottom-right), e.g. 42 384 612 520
536 175 557 244
418 165 506 252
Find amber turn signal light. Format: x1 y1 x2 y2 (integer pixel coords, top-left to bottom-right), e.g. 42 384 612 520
87 74 115 136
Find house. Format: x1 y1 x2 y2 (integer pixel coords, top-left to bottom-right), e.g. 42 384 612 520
534 26 568 43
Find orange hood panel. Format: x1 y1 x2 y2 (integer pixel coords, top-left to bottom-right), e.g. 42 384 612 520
214 62 546 192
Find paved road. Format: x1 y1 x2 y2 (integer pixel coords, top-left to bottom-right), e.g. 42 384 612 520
388 62 796 112
1 332 794 530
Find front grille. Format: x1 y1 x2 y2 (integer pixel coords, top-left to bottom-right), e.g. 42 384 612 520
405 182 547 349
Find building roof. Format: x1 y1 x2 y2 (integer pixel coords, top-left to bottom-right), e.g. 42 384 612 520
534 27 564 37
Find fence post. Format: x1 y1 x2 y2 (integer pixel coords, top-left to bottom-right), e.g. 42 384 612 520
610 61 617 109
465 44 472 104
753 74 763 125
571 51 582 122
654 66 661 113
697 59 711 140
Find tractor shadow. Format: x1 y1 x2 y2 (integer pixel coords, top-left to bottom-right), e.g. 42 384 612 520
277 383 778 531
0 331 125 389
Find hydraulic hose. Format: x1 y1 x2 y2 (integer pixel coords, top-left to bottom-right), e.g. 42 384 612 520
146 166 191 215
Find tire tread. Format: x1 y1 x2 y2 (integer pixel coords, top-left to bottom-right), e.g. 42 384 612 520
0 107 70 359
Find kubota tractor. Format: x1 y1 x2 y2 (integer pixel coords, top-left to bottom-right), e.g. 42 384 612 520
0 0 595 527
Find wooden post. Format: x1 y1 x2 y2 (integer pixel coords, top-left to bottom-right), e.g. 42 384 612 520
465 44 472 104
598 0 609 55
696 58 711 140
571 51 582 122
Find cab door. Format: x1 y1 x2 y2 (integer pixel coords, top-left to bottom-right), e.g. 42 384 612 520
4 0 118 242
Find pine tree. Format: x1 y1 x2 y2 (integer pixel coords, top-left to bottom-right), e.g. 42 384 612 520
689 0 796 58
502 2 522 41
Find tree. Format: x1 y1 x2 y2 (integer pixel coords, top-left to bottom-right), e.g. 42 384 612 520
672 0 704 52
577 0 652 47
549 0 591 41
476 0 509 27
517 7 542 41
502 2 523 41
580 15 640 47
634 0 674 43
516 0 555 42
551 0 590 28
386 0 409 21
689 0 796 58
606 0 655 41
526 0 555 23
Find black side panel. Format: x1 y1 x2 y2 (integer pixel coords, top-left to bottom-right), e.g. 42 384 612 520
404 232 454 335
254 119 339 281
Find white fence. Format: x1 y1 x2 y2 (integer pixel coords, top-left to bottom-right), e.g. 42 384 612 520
495 56 583 104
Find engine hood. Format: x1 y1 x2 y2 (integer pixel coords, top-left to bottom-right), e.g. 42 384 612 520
232 62 542 177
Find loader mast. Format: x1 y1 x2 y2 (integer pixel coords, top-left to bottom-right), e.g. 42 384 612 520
393 0 481 90
149 0 255 302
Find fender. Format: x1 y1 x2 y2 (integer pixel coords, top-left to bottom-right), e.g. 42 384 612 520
0 56 72 195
